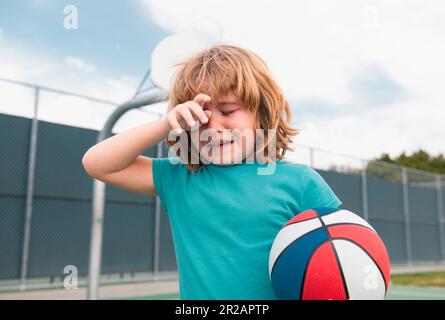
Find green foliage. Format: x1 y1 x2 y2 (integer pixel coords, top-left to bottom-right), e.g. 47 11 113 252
366 149 445 184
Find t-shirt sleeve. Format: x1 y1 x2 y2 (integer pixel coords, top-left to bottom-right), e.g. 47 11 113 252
301 165 343 211
151 157 182 215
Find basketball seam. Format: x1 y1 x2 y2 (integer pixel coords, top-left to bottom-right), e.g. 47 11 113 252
285 221 375 232
273 214 387 299
317 212 350 300
284 214 318 226
270 223 322 277
299 240 329 300
271 222 374 278
330 237 389 293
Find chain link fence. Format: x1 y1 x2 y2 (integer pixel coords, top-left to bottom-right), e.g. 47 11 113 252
0 78 176 292
1 78 444 293
289 145 445 266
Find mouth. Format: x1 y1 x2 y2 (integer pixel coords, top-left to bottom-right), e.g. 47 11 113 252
208 139 235 148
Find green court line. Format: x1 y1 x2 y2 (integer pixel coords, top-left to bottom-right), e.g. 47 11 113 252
385 285 445 300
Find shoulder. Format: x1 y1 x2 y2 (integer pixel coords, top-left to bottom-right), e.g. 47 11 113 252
276 161 327 185
276 160 311 174
266 161 315 185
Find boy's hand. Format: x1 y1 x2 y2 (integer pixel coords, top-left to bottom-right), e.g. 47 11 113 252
166 93 212 134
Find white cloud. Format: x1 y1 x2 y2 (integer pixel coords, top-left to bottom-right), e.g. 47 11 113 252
65 55 96 73
0 37 166 132
1 1 444 170
139 0 445 163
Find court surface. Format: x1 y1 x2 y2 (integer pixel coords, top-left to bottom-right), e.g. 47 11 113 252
2 280 444 300
114 285 445 300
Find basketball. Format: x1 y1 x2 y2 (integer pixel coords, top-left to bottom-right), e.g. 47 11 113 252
269 207 391 300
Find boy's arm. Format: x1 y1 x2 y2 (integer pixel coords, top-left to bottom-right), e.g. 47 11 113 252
81 116 171 196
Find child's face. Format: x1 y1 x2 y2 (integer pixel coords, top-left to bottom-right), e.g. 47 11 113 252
190 91 257 165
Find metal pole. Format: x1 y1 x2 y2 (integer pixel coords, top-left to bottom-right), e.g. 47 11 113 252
87 88 168 300
153 116 163 281
20 87 39 291
436 175 445 261
361 159 369 221
133 69 151 98
401 167 413 265
87 179 106 300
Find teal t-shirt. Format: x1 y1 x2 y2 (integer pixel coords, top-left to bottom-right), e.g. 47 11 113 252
152 157 342 300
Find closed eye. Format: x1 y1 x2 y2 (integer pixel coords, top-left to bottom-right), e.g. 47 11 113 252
221 110 236 116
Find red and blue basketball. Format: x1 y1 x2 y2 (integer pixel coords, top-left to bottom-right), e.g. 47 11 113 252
269 207 391 300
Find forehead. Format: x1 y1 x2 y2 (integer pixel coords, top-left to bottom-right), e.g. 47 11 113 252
217 91 240 103
204 91 243 108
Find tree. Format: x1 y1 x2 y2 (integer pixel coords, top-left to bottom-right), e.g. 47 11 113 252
366 149 445 184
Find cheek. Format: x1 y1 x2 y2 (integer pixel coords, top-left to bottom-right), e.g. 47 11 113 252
235 112 256 130
192 112 257 149
236 115 256 141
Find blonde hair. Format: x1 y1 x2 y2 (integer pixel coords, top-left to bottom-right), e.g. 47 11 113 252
163 44 300 172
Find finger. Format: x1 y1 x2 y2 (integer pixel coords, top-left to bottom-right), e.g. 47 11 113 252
177 106 197 128
204 110 212 119
167 112 183 134
187 101 209 124
193 93 211 106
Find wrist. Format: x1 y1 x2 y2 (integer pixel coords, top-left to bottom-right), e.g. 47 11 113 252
158 115 174 138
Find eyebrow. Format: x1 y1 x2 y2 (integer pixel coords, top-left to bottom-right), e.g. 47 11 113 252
217 100 240 106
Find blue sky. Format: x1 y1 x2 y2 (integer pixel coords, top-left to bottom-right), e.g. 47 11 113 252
0 0 444 164
0 0 169 84
0 0 405 108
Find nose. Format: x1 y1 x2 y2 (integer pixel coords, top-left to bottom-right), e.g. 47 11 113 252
204 112 225 133
201 113 232 142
